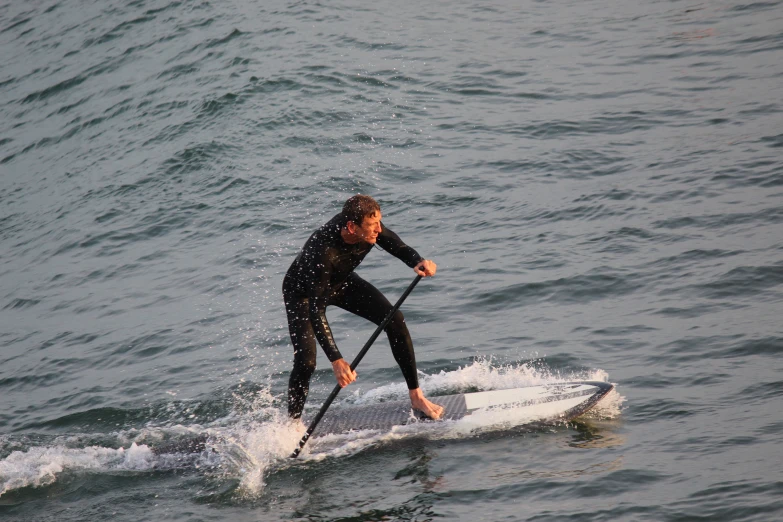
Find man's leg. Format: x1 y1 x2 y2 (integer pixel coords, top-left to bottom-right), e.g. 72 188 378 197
331 274 444 419
284 289 318 419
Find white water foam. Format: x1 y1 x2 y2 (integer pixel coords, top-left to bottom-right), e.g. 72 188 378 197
0 442 155 497
584 387 625 419
0 360 624 499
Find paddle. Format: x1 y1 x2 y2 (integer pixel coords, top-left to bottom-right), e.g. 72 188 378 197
290 274 424 458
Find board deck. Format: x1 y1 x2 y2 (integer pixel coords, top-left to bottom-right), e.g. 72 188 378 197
312 381 614 437
149 381 615 456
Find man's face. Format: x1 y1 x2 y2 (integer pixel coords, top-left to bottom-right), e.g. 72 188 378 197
352 211 382 244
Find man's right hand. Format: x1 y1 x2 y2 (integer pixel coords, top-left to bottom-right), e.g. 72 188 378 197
331 358 357 387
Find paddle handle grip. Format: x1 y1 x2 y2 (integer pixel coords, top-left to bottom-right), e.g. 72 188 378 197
290 275 423 458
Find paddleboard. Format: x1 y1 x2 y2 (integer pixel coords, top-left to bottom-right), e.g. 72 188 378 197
312 381 614 437
149 381 614 455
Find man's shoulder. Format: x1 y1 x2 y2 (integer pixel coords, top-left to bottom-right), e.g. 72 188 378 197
309 214 342 241
300 214 343 253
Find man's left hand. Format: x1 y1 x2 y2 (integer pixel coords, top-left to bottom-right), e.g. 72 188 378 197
414 259 437 277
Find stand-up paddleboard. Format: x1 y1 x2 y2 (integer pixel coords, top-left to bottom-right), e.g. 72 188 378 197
149 381 614 456
312 381 614 437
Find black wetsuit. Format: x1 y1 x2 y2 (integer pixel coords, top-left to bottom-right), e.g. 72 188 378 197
283 213 424 418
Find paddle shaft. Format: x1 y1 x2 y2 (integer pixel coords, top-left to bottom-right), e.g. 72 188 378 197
290 274 423 458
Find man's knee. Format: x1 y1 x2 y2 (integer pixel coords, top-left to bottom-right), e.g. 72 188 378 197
385 310 407 333
292 352 317 377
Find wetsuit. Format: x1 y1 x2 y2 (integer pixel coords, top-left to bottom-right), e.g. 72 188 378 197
283 213 424 418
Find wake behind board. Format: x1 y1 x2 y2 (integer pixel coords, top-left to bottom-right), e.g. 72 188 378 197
312 381 614 437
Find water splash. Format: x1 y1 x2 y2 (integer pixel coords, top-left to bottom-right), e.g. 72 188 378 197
0 359 623 499
0 442 155 497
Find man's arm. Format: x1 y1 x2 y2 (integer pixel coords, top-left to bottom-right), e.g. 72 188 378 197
301 247 343 362
304 250 357 386
376 224 437 277
375 223 424 267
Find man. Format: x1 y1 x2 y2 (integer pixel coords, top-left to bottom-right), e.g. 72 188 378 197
283 194 444 420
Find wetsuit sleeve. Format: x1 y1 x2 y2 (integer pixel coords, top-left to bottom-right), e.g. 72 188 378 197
375 223 424 268
304 249 343 362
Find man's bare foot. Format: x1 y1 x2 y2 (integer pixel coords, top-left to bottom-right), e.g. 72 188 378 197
409 388 444 419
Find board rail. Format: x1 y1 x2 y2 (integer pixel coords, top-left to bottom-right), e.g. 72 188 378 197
312 381 614 437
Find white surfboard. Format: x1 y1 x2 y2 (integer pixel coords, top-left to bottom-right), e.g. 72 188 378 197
149 382 614 456
313 381 614 436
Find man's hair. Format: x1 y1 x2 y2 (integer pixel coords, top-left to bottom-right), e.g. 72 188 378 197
342 194 381 226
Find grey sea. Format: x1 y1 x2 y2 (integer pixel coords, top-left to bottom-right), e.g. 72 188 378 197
1 0 782 520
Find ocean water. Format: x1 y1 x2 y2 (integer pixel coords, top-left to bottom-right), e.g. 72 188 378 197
1 0 782 520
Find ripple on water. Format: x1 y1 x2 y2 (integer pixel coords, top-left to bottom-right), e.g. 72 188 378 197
469 268 646 311
674 205 783 228
668 479 783 521
631 398 696 422
717 336 783 359
687 263 783 300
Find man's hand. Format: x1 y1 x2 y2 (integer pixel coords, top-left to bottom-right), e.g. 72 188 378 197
331 358 357 388
414 259 437 277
